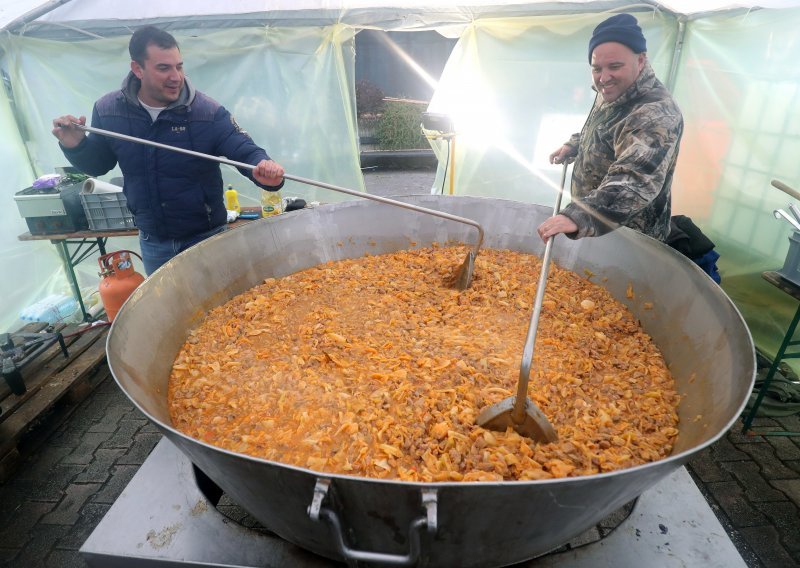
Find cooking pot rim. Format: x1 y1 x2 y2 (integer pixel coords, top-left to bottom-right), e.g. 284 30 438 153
108 195 756 488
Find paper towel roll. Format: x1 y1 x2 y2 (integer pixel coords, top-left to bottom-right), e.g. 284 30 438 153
82 178 122 194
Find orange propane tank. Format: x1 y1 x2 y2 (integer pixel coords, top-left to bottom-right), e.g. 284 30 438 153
98 250 145 322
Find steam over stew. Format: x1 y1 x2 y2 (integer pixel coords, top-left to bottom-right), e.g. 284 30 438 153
169 246 679 482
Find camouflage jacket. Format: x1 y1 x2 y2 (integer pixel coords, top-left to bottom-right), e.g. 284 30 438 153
561 63 683 241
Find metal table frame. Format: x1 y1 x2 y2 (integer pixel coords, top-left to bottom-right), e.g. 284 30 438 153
741 270 800 437
17 210 259 322
18 228 138 322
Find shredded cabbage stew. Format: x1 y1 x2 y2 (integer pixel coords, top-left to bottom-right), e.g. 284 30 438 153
168 246 679 482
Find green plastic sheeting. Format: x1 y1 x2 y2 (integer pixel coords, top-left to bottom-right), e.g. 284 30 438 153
0 62 44 332
426 11 677 203
424 8 800 368
2 6 800 374
0 25 360 331
672 9 800 368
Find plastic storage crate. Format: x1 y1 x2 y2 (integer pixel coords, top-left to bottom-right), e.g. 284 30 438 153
80 192 135 231
778 231 800 286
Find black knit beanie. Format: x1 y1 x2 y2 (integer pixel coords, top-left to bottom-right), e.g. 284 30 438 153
588 14 647 63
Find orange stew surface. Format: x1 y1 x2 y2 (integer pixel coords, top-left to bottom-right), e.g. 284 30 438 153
168 246 679 482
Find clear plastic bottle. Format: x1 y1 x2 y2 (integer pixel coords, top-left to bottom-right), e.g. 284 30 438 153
47 297 78 324
19 294 59 321
225 184 241 213
261 188 283 217
20 294 78 324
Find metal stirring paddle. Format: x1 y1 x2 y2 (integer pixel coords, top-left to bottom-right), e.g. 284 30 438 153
69 122 484 289
475 163 568 443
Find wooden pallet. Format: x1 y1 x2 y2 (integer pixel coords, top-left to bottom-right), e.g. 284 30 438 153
0 322 110 482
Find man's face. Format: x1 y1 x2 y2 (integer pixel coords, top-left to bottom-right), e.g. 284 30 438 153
131 45 184 107
590 42 646 103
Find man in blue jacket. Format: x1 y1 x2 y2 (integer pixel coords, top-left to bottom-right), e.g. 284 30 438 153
52 26 285 275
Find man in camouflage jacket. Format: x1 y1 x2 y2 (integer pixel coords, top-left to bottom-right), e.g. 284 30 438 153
539 14 683 242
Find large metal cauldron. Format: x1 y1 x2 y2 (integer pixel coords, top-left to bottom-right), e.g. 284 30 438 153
107 196 754 567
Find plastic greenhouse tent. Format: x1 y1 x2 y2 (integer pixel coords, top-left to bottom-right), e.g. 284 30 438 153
2 0 800 366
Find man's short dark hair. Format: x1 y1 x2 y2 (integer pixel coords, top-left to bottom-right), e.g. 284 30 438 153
129 26 179 65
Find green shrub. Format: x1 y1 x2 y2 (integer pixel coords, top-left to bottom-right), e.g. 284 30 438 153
377 101 428 150
355 80 386 116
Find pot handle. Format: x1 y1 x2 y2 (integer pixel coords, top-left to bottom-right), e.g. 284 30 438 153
308 478 438 566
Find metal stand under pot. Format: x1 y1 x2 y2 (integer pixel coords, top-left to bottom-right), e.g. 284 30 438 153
80 438 746 568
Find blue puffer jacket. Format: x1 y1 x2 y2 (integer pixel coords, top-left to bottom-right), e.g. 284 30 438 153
62 73 282 240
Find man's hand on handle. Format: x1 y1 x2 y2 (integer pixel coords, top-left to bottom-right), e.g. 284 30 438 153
549 144 577 165
52 115 87 149
253 159 285 187
537 214 578 242
538 145 579 241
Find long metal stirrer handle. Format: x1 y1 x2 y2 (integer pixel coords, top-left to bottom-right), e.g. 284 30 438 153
283 173 484 256
511 161 568 423
72 122 484 256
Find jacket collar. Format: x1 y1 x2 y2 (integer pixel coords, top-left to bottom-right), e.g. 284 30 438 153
121 71 196 111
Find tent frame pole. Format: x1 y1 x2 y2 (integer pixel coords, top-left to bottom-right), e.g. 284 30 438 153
4 0 75 35
665 16 687 93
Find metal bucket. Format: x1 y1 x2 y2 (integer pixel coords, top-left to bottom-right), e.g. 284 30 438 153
107 196 754 567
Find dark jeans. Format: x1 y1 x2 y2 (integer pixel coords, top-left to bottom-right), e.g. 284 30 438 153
139 225 227 275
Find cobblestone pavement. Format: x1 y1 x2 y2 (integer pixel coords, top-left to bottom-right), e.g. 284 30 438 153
0 375 161 567
687 415 800 568
0 166 798 567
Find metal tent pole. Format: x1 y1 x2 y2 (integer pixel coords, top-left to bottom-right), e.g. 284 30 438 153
3 0 75 35
665 16 687 93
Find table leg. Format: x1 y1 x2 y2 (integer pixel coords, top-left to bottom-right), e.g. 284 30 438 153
53 239 90 322
742 303 800 435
